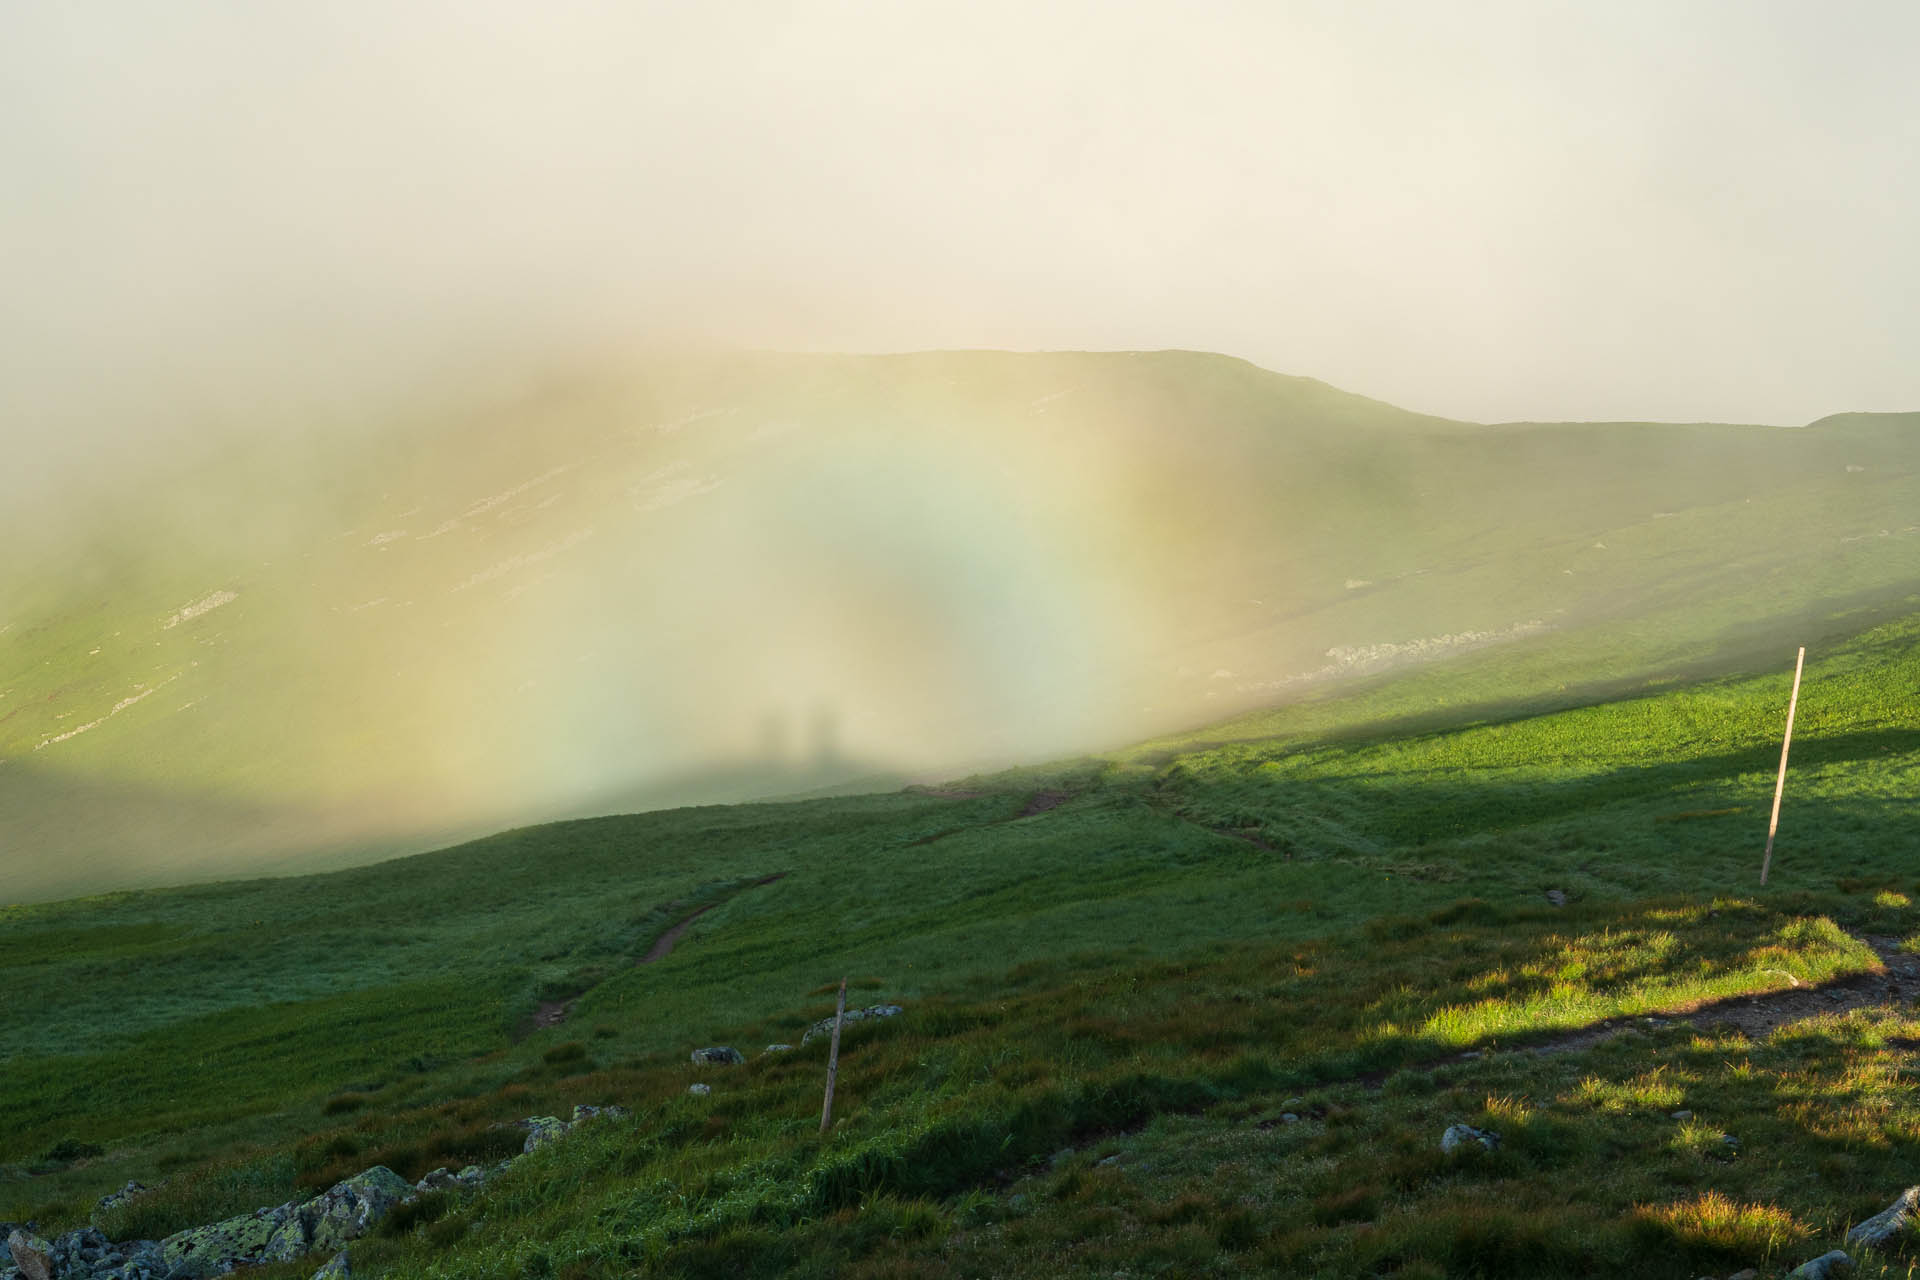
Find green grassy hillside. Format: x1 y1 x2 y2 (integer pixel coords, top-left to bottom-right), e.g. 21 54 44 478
6 609 1920 1277
4 351 1917 902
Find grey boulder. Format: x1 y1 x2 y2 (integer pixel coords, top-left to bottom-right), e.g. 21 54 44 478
690 1047 745 1066
1846 1186 1920 1248
8 1230 52 1280
1791 1250 1855 1279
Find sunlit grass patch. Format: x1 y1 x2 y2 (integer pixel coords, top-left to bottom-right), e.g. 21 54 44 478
1574 1066 1688 1115
1632 1191 1811 1263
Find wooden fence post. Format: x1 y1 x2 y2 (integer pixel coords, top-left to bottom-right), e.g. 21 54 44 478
1760 646 1806 886
820 976 847 1134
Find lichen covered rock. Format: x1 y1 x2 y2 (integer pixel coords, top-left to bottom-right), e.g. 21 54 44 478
522 1116 572 1153
161 1203 298 1277
260 1166 413 1263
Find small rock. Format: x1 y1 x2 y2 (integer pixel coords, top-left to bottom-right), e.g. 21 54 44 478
1729 1270 1759 1280
521 1116 571 1153
1097 1156 1121 1167
800 1003 905 1046
311 1250 351 1280
8 1230 53 1280
1440 1124 1500 1154
688 1083 711 1096
690 1046 745 1066
1846 1185 1920 1248
570 1104 628 1125
1283 1096 1304 1106
763 1044 794 1055
414 1168 459 1193
1545 889 1567 907
1670 1110 1693 1121
1281 1113 1300 1124
1790 1250 1854 1279
1720 1134 1741 1152
97 1179 151 1212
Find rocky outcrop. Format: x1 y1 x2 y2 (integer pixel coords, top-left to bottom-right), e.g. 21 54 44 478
521 1104 631 1154
2 1107 628 1280
1846 1186 1919 1248
160 1205 292 1278
799 1004 904 1047
7 1226 164 1280
258 1167 413 1264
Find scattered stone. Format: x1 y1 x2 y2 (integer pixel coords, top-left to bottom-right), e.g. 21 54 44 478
1458 1051 1482 1060
1790 1250 1854 1279
1281 1113 1301 1124
690 1046 745 1066
1283 1097 1304 1106
764 1044 794 1055
1670 1110 1694 1121
1097 1156 1121 1167
689 1083 712 1096
311 1250 351 1280
260 1166 413 1263
1846 1186 1920 1248
1729 1270 1759 1280
8 1229 53 1280
522 1116 571 1154
1440 1124 1501 1154
1721 1134 1741 1152
800 1004 906 1047
413 1167 482 1194
1545 889 1567 907
570 1104 628 1126
96 1180 151 1213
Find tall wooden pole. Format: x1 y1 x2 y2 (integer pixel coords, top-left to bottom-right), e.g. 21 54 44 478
819 976 847 1134
1760 646 1806 886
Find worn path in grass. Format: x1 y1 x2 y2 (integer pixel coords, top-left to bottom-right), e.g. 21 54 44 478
532 872 789 1029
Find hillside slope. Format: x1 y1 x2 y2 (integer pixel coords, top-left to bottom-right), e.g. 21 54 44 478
3 352 1917 901
4 610 1920 1277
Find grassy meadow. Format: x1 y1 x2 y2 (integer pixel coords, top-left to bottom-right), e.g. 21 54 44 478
5 608 1920 1276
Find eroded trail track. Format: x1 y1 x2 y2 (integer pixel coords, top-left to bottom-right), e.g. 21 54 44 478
530 873 789 1030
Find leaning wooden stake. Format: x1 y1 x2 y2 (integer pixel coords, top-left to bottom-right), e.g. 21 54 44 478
1760 646 1806 886
819 976 847 1134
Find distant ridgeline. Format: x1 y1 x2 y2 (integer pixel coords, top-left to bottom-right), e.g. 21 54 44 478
2 350 1916 902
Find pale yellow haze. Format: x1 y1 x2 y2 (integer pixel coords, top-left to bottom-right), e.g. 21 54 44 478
2 3 1919 898
6 0 1919 477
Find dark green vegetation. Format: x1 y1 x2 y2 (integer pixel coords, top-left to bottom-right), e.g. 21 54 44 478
6 609 1920 1276
5 350 1918 902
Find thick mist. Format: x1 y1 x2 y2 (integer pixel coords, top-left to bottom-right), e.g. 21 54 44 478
5 4 1920 900
6 0 1920 510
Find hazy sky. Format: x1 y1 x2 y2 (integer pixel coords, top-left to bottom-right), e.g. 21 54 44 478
6 0 1919 487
